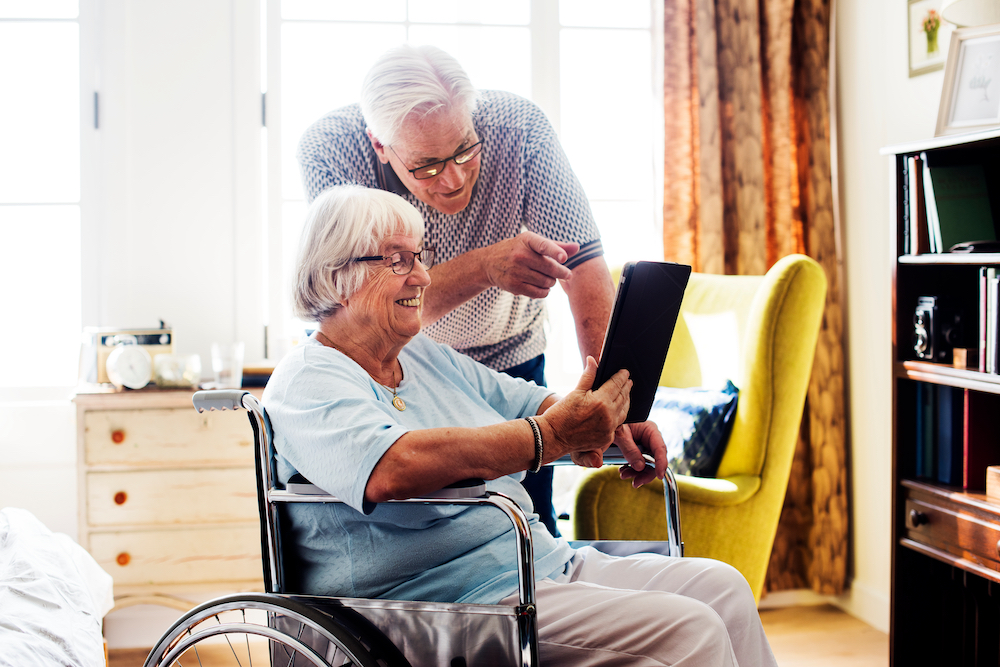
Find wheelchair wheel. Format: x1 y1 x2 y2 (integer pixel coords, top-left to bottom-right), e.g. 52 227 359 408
143 593 407 667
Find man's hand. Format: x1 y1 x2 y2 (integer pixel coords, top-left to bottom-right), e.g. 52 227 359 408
616 421 668 488
484 231 579 299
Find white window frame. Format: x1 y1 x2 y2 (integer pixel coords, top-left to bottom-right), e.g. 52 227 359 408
263 2 663 388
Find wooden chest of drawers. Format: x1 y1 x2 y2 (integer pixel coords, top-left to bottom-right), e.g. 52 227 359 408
75 389 265 611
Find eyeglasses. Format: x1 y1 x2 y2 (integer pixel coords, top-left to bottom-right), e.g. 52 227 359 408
352 248 436 275
389 141 484 180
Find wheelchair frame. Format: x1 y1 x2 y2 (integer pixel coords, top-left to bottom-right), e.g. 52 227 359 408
143 389 682 667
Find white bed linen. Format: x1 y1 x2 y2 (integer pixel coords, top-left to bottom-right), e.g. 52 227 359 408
0 507 114 667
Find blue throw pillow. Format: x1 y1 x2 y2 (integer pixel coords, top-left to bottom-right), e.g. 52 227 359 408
647 380 739 478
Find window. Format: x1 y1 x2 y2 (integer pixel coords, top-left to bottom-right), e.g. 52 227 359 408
0 2 81 389
264 0 662 393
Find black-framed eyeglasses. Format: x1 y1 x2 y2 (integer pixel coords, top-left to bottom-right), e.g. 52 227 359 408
352 248 436 275
389 141 484 180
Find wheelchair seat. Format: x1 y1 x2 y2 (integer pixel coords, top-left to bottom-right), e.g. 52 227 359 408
142 389 682 667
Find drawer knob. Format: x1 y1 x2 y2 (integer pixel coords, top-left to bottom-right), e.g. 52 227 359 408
114 491 127 505
910 509 929 527
111 429 125 444
116 552 130 566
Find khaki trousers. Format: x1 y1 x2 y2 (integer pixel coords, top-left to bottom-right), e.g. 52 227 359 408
502 546 777 666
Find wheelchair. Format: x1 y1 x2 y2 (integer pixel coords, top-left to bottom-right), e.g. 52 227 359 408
143 389 683 667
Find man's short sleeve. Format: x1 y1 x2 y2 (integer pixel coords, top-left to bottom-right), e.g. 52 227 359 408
296 104 379 203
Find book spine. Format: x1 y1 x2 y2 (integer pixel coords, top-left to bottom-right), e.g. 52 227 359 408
902 157 911 254
964 391 1000 491
989 268 997 374
936 385 964 486
916 382 925 478
921 152 942 253
964 388 971 488
909 155 929 254
916 382 936 479
924 383 936 479
980 266 988 373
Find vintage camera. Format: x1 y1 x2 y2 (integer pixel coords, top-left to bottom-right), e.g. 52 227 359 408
913 296 962 363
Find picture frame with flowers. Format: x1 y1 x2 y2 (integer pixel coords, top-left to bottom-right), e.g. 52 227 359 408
908 0 955 77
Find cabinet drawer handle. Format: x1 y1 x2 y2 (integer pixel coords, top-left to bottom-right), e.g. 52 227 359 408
910 509 929 527
111 429 126 444
116 552 130 566
114 491 127 505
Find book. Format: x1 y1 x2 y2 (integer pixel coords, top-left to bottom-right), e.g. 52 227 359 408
988 269 998 373
908 155 930 255
925 161 996 252
915 382 936 479
936 385 964 486
921 153 942 253
964 391 1000 490
902 157 911 254
980 267 988 373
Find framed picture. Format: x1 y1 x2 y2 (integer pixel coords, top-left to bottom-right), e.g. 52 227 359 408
935 24 1000 136
908 0 955 77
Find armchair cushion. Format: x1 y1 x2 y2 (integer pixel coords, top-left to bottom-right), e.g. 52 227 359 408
650 381 739 478
675 473 761 506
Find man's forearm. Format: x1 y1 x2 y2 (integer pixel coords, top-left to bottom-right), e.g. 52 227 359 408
421 232 576 326
561 256 615 362
421 248 492 325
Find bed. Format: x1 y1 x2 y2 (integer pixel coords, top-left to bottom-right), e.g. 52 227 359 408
0 507 114 667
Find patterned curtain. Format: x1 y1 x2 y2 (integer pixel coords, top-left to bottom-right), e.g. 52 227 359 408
661 0 847 595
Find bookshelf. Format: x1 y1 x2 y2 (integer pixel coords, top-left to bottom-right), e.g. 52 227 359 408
883 129 1000 666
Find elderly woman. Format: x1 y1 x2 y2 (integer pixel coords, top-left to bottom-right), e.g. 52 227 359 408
263 184 777 667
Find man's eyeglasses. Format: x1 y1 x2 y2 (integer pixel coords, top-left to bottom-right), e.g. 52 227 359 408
352 248 436 275
390 141 484 180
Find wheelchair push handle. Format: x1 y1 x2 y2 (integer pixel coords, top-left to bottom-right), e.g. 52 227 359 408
193 389 251 413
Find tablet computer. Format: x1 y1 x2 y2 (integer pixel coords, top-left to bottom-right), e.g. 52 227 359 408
592 261 692 423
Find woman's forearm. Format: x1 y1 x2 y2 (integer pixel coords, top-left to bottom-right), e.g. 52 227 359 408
364 421 537 503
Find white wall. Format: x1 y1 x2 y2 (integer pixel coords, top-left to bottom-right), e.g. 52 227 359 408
0 1 264 649
834 0 949 635
84 0 263 365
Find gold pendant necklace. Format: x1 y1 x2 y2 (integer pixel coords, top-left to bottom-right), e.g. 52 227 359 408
388 372 406 412
314 330 406 411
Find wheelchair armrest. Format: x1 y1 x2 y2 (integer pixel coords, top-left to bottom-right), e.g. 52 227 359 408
282 473 487 499
424 478 488 499
269 481 536 606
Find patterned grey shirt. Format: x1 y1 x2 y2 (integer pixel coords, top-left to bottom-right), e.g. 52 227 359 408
297 90 603 370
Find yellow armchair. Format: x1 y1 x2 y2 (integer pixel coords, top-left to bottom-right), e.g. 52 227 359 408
573 254 827 602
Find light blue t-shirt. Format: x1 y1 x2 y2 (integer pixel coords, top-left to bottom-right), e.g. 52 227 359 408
262 333 575 604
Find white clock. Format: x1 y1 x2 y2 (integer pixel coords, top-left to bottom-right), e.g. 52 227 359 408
106 344 153 390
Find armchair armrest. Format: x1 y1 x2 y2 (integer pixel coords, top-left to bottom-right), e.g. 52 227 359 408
675 474 761 506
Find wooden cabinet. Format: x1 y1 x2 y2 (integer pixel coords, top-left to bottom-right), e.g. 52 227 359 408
885 129 1000 666
75 388 264 611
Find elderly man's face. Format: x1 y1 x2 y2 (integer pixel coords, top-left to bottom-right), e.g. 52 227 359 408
371 106 481 216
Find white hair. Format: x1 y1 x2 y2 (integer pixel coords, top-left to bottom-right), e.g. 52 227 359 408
360 44 481 147
293 184 425 322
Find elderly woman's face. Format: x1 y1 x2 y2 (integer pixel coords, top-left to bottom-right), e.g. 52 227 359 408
351 233 431 341
378 106 481 216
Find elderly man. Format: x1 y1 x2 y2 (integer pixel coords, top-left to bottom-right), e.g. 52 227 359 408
297 44 615 536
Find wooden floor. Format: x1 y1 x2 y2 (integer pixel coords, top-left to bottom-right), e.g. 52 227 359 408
111 603 888 666
759 604 888 666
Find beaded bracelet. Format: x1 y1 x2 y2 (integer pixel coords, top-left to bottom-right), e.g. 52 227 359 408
525 416 543 473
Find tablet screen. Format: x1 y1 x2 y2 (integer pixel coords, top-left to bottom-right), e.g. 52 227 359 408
592 261 691 423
